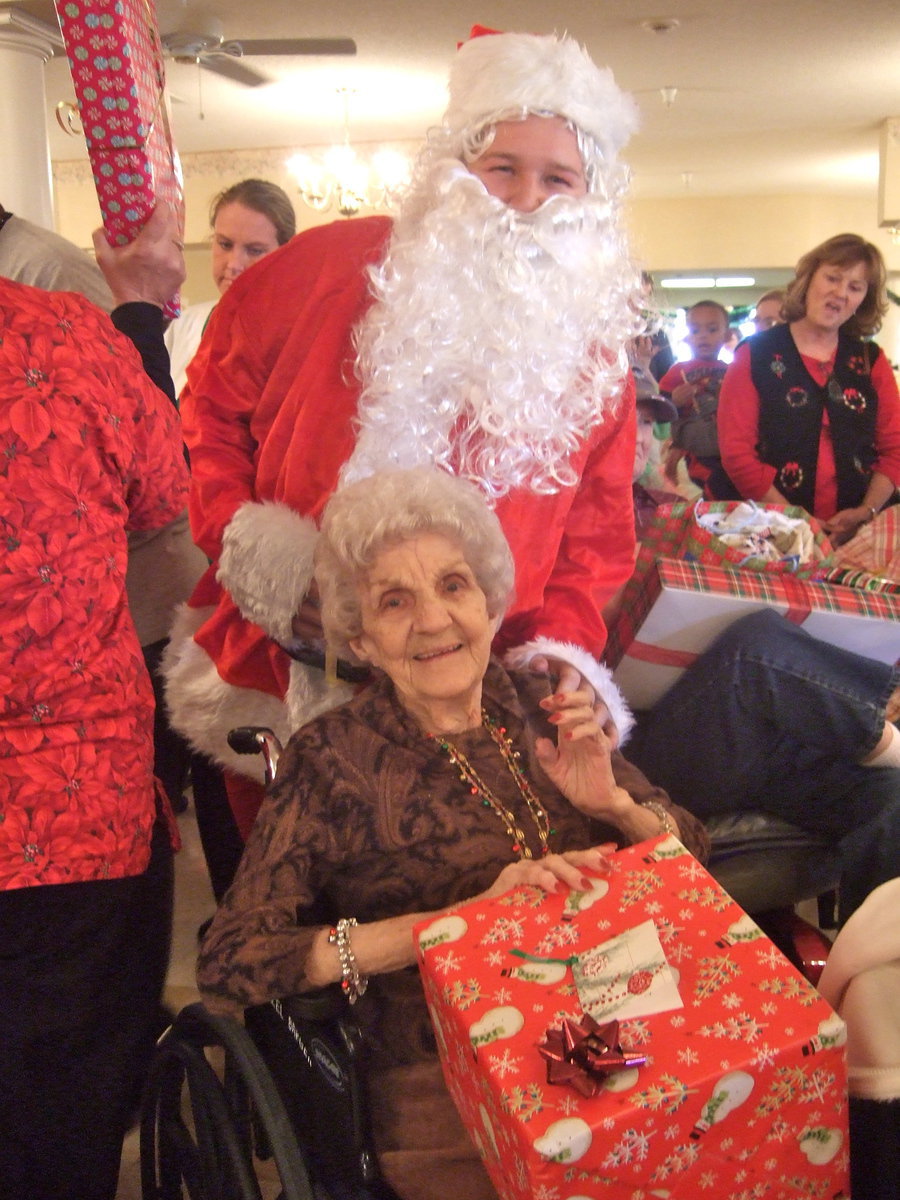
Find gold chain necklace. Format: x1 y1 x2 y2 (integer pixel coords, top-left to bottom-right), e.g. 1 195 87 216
428 709 554 859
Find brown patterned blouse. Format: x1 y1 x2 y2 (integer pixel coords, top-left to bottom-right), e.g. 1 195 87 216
197 660 708 1070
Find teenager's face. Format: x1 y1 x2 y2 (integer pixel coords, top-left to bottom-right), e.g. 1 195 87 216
467 114 587 213
211 203 281 294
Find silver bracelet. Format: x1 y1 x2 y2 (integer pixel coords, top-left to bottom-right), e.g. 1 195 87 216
328 917 368 1004
866 505 878 522
639 800 676 837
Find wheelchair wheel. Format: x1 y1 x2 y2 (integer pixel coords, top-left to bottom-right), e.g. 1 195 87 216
140 1002 316 1200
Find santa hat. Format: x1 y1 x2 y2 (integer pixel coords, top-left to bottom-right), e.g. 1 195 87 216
444 27 639 165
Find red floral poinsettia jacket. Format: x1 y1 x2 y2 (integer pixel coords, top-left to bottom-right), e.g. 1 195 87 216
0 279 189 889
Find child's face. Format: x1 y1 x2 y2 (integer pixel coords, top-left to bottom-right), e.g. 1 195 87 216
686 305 729 359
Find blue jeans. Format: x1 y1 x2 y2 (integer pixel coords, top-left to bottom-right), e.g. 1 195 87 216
626 610 900 922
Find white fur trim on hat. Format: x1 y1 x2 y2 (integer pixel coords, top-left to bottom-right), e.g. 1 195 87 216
217 501 319 643
504 637 635 746
445 31 639 163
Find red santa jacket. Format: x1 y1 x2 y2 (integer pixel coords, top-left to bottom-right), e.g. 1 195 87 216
168 217 637 777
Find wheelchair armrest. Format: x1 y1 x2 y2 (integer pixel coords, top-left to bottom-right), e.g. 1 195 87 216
705 810 841 914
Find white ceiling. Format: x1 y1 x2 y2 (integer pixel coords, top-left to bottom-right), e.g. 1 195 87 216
25 0 900 202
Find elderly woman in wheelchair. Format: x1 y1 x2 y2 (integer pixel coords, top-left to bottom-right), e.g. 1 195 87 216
197 466 899 1200
197 467 708 1200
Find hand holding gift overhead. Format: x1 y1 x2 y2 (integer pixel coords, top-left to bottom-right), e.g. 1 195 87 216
56 0 185 317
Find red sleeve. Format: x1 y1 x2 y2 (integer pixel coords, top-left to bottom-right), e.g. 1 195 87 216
872 349 900 487
534 379 638 656
180 294 267 561
718 343 777 499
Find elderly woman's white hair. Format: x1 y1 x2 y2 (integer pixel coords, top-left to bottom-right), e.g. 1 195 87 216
316 468 515 656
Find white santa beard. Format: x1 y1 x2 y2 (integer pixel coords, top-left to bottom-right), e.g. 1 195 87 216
342 162 642 500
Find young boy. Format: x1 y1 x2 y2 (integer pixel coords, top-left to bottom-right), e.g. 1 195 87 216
659 299 740 498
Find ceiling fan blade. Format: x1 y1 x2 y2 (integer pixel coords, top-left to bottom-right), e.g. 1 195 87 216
235 37 357 57
201 55 271 87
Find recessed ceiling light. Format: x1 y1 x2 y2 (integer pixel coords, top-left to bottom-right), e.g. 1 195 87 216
660 277 715 289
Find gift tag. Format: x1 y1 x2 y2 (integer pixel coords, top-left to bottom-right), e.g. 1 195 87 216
572 918 682 1021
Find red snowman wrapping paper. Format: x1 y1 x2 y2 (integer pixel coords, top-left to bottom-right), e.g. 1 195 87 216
55 0 183 316
416 836 849 1199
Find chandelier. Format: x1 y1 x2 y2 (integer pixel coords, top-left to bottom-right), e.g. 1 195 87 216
287 88 410 218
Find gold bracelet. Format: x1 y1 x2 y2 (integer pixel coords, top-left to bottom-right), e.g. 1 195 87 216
639 800 675 836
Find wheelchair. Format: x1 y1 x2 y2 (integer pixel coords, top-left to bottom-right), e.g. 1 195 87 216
140 726 839 1200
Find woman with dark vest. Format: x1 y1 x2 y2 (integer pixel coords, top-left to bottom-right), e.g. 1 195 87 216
718 233 900 545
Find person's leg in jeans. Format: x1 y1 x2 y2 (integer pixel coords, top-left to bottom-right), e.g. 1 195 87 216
626 609 900 921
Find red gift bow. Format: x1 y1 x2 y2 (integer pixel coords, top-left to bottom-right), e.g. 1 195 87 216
538 1015 646 1098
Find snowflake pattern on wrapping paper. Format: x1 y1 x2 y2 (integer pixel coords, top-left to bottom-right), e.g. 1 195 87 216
699 1169 718 1189
757 975 818 1006
620 869 664 907
693 954 741 999
501 1081 545 1121
497 886 544 908
554 1093 582 1117
480 916 526 945
780 1176 835 1198
533 1186 561 1200
754 1065 839 1119
676 1046 701 1066
677 856 710 882
630 1072 694 1114
650 1139 701 1180
653 915 684 947
752 1042 778 1069
620 1017 652 1045
489 1047 522 1080
695 1013 768 1042
677 885 731 912
603 1127 656 1168
534 922 581 955
443 978 484 1010
433 948 463 975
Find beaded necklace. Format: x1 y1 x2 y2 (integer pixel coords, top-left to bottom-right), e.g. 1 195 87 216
428 708 554 859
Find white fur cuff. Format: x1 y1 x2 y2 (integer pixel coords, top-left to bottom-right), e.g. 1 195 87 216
504 637 635 746
217 501 319 642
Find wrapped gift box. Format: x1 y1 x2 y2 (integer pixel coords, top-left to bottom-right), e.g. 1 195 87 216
416 837 849 1200
56 0 183 316
605 553 900 710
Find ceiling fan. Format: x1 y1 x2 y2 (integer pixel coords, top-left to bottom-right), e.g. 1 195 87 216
160 17 356 88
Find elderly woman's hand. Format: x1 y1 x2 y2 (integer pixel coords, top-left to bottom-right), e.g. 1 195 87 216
527 656 620 747
534 688 633 821
478 846 615 901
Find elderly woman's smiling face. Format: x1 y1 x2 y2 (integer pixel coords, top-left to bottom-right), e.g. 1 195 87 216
349 531 498 734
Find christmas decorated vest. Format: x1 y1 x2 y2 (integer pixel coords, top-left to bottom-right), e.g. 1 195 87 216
748 323 879 513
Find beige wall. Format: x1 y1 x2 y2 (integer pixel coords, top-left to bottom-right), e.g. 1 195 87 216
627 193 900 273
51 150 900 364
